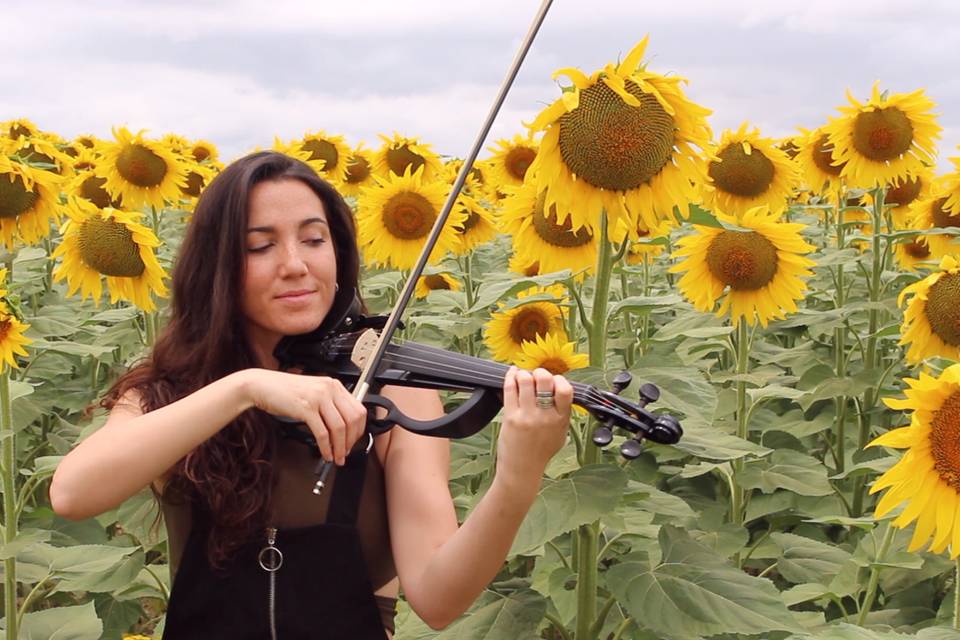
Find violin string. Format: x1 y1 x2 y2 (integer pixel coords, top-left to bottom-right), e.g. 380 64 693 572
324 342 616 408
317 340 621 409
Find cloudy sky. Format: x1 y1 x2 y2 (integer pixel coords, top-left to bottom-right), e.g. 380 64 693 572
5 0 959 172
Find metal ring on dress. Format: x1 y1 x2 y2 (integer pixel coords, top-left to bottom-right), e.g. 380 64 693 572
364 432 374 454
259 546 284 572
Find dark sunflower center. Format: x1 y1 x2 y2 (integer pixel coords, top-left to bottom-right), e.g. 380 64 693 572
74 160 95 171
192 146 211 162
508 307 551 344
470 166 484 185
557 78 675 191
930 391 960 491
8 124 32 139
62 145 79 158
345 156 371 184
886 176 923 207
382 192 435 240
423 274 451 290
812 134 844 176
532 190 593 247
0 174 39 219
80 175 116 209
460 211 481 233
924 272 960 346
523 261 540 277
385 145 425 177
182 171 205 197
78 138 95 149
302 139 339 171
931 198 960 229
903 239 930 259
21 145 58 172
116 144 168 188
705 230 779 291
77 217 146 277
539 357 570 375
780 141 800 159
0 319 10 343
852 107 914 162
708 143 776 197
505 147 536 182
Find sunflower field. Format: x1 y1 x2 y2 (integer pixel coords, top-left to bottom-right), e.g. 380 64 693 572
4 34 960 640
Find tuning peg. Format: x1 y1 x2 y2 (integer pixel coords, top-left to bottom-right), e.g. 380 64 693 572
611 370 632 394
592 424 614 446
650 414 682 445
638 382 660 407
620 436 644 460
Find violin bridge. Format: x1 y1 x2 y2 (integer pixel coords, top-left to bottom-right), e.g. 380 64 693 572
351 329 380 369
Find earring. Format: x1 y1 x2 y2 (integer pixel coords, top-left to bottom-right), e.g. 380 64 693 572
335 283 340 293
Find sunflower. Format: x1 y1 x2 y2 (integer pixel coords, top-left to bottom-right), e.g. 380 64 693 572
824 82 941 190
795 127 846 195
0 155 62 249
67 170 123 209
778 137 800 160
525 36 711 233
452 194 498 255
161 133 190 154
868 364 960 555
339 146 376 198
908 190 960 258
508 251 540 277
702 123 800 217
514 332 588 374
483 290 567 363
5 135 72 175
943 150 960 215
670 205 816 327
617 217 674 264
499 181 598 276
898 255 960 365
69 147 101 173
486 134 538 190
883 170 933 228
372 133 443 182
179 162 218 201
189 139 219 164
96 127 187 210
893 237 935 272
3 118 40 141
294 131 352 184
355 167 463 270
0 309 31 370
414 272 462 299
52 198 169 311
74 134 100 150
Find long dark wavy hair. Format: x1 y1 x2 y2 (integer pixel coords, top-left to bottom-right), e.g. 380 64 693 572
101 151 361 569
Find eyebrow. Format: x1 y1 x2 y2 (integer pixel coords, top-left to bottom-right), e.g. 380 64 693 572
246 217 328 233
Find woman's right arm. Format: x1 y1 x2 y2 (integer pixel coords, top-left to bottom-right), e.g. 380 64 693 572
49 369 367 521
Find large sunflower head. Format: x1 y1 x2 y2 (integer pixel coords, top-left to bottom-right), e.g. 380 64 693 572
824 82 941 190
483 293 567 364
525 36 712 233
898 255 960 365
0 309 31 371
795 127 846 196
485 134 539 190
414 272 462 299
451 193 498 255
372 133 443 182
869 364 960 555
702 123 800 217
499 180 597 276
0 155 62 249
339 146 376 198
893 236 935 272
355 167 463 269
670 205 817 327
515 332 588 374
908 188 960 258
189 139 220 164
96 127 187 210
52 198 169 311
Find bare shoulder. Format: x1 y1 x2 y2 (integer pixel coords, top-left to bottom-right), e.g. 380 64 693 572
372 385 448 471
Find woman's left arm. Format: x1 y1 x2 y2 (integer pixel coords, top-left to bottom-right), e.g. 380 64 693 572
380 367 572 630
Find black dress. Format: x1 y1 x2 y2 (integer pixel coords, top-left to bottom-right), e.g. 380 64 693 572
162 445 391 639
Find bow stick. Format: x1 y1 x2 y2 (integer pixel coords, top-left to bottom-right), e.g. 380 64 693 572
311 0 555 494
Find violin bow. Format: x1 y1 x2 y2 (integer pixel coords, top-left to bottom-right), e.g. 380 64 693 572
311 0 554 494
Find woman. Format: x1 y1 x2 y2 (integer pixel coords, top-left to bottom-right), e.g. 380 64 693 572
49 151 573 638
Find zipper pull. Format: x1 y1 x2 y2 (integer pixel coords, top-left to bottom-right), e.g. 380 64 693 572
259 527 283 572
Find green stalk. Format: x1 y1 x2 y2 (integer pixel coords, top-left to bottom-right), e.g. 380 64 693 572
730 320 750 531
955 557 960 630
834 194 848 474
619 272 635 368
1 368 18 639
143 311 156 346
575 211 614 640
463 254 477 357
856 523 895 625
852 187 886 516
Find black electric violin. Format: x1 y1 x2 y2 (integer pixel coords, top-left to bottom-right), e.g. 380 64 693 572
272 298 683 463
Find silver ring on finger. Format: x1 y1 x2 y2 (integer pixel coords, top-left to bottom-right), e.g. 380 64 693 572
536 389 556 410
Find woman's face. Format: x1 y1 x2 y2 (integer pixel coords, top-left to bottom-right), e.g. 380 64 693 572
241 178 338 358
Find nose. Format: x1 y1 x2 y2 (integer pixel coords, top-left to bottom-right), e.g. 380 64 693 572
278 240 309 277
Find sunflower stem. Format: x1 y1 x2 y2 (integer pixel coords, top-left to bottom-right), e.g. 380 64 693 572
619 271 635 367
1 367 19 640
857 523 895 626
834 194 848 474
143 310 156 346
463 254 477 356
576 210 613 640
954 557 960 630
730 319 751 537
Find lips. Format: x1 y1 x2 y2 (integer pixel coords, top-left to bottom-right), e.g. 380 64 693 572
276 289 316 299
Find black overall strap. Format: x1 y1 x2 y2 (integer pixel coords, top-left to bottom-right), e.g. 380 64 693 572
325 447 369 526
